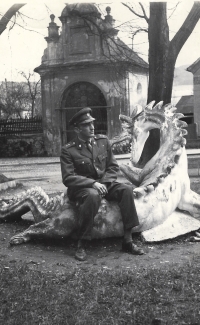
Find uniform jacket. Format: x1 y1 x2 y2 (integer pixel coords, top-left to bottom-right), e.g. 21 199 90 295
60 134 119 197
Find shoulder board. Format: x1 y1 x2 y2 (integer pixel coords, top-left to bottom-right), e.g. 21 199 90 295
94 134 108 140
65 141 76 149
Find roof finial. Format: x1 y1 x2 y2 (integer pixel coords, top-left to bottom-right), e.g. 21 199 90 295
45 14 60 43
50 14 55 23
106 6 111 15
104 6 115 27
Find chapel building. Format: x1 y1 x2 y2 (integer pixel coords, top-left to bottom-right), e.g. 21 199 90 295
35 3 148 156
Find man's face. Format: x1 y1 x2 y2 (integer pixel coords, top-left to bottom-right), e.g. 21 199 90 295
76 121 95 140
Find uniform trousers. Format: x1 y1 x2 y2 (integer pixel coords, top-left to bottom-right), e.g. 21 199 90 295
70 181 139 240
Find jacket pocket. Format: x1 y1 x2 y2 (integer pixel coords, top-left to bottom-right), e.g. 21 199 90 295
74 157 91 174
98 151 107 162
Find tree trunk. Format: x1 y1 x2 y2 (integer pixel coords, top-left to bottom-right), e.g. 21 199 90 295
148 2 169 103
138 1 200 167
0 4 26 35
163 1 200 103
31 101 34 118
138 2 169 167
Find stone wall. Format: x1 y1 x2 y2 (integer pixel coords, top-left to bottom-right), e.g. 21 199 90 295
128 71 148 115
0 134 46 158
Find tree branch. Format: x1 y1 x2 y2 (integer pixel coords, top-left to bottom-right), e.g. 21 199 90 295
122 2 148 23
167 2 180 20
169 1 200 58
0 4 26 35
139 2 149 23
132 28 148 37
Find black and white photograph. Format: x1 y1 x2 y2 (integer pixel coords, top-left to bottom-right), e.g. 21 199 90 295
0 1 200 324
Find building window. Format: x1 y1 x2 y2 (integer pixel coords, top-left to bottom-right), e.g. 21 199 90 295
137 83 142 94
62 82 108 142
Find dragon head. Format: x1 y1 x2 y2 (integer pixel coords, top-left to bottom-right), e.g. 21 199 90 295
119 101 165 165
111 101 187 167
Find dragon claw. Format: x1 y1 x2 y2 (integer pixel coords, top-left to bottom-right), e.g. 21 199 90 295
10 234 30 245
195 231 200 238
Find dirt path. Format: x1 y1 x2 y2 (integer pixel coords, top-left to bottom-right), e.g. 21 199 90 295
0 218 200 274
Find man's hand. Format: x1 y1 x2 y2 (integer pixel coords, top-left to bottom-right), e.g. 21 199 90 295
92 182 108 196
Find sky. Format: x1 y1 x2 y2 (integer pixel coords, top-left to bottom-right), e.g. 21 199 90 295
0 0 199 82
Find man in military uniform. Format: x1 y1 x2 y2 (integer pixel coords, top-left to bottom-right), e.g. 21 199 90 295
60 107 144 261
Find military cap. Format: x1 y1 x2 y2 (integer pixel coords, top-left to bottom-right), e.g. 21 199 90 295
69 107 95 126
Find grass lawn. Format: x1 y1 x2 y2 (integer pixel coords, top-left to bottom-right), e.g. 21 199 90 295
0 258 200 325
1 164 200 324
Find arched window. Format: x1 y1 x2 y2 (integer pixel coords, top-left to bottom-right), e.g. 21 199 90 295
137 83 142 95
61 82 107 142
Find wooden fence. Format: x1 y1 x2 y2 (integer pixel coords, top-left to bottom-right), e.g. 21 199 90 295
0 117 43 137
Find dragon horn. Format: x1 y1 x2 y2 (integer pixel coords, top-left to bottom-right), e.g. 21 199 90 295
153 101 163 110
164 103 173 111
145 101 155 110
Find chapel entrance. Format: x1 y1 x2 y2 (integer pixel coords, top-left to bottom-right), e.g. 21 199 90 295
61 82 108 143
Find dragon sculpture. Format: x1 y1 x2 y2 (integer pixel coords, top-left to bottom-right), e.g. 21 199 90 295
1 101 200 245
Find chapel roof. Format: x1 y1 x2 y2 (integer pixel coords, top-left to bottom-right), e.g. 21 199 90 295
60 3 148 69
60 3 101 18
35 3 148 71
112 38 148 69
187 57 200 74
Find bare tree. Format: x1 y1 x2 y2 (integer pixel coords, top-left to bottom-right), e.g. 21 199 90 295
20 72 41 118
0 4 26 35
122 1 200 103
0 80 30 118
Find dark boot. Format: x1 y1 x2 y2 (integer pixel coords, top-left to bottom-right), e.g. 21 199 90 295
75 240 87 261
122 240 144 255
